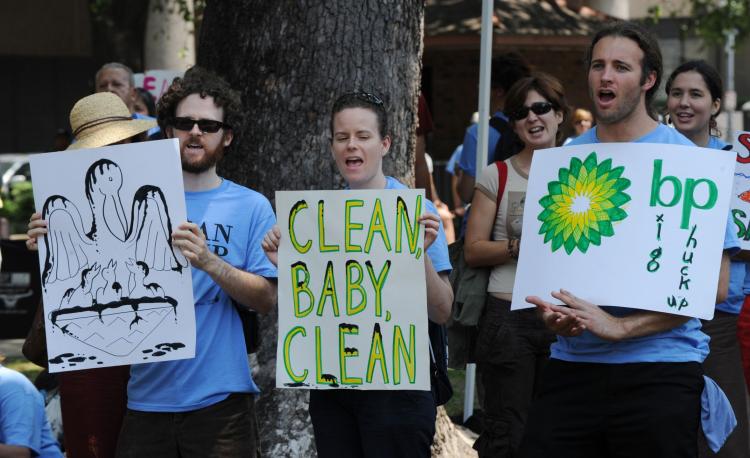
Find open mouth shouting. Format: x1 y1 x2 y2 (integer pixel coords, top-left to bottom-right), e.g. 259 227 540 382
344 156 364 169
597 88 616 109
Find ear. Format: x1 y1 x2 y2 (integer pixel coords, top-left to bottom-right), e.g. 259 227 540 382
381 135 391 156
555 110 564 125
642 70 657 92
222 129 234 147
712 99 722 117
165 126 175 139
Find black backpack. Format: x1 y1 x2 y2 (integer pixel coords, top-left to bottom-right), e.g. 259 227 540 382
489 115 521 163
231 298 261 354
429 320 453 406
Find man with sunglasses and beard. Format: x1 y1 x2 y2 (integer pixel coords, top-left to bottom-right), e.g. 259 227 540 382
518 22 737 458
115 66 277 458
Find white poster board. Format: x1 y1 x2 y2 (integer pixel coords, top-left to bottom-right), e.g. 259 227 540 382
512 143 734 320
275 189 430 390
730 130 750 249
30 139 195 372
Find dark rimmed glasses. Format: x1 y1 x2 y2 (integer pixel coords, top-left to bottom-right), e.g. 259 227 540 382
510 102 554 121
171 117 230 133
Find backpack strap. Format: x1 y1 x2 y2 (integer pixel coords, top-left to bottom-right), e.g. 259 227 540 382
495 160 508 209
489 115 519 163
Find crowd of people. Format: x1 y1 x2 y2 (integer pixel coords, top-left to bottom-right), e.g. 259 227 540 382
1 19 748 458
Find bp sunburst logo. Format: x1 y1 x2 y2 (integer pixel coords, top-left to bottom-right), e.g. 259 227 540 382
537 152 631 254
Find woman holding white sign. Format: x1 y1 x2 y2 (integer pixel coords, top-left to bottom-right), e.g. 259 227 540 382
666 60 750 458
262 91 453 458
463 73 567 457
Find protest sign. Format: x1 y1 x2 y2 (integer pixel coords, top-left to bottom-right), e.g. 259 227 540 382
512 143 734 320
134 70 184 100
30 139 195 372
731 130 750 248
275 189 429 390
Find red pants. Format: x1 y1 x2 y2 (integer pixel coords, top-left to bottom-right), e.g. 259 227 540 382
58 366 129 458
737 296 750 394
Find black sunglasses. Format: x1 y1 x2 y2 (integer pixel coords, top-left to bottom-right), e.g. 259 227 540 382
171 117 230 133
510 102 554 121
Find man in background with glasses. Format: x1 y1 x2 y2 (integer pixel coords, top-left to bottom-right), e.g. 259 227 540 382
116 66 278 458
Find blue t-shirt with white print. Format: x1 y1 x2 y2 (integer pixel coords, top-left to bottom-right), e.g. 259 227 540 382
127 179 277 412
552 125 740 363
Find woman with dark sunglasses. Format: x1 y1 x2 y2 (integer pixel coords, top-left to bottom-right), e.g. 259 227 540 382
261 92 453 457
463 73 567 457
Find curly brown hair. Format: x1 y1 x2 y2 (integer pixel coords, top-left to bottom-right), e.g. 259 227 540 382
156 66 243 151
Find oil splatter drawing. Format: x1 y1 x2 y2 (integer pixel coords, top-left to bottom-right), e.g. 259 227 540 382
30 139 196 372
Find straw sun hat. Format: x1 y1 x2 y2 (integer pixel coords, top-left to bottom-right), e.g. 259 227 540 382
67 92 156 150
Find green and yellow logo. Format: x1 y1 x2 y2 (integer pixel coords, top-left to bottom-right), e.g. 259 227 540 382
538 152 631 254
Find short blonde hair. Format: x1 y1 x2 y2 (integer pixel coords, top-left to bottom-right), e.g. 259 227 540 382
572 108 593 124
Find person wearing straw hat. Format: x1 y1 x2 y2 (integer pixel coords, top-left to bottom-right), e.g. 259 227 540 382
67 92 156 150
24 91 156 458
111 66 276 458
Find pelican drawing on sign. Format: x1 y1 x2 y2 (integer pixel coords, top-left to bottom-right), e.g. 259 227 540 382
125 258 165 298
94 259 122 304
61 262 101 307
41 159 185 289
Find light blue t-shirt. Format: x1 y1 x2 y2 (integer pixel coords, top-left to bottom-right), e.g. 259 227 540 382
457 111 505 178
707 135 729 150
127 179 277 412
385 176 452 274
0 366 62 457
553 124 740 363
446 146 462 176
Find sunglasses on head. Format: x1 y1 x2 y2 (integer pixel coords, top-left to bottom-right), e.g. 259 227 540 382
510 102 554 121
342 91 384 106
171 117 229 133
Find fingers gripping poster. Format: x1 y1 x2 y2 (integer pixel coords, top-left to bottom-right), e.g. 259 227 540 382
30 139 195 372
731 130 750 248
512 143 735 320
275 190 429 390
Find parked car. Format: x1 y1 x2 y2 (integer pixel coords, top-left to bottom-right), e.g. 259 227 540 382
0 153 32 196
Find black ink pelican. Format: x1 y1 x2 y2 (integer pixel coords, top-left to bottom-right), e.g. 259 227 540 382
41 159 185 288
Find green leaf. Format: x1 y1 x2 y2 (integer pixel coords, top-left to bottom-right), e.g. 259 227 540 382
583 152 598 172
608 208 628 221
539 195 554 208
552 233 564 252
564 236 576 254
578 235 590 253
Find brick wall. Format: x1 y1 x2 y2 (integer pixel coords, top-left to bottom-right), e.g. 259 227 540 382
423 46 593 161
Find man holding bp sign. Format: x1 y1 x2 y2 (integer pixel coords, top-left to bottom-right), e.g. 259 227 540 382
515 22 737 458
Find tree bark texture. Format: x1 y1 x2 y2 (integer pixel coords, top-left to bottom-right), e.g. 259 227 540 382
198 1 424 456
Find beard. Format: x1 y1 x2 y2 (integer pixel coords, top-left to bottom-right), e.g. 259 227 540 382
180 141 225 174
590 86 642 126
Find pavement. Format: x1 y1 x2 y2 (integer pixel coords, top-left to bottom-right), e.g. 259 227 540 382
0 339 25 359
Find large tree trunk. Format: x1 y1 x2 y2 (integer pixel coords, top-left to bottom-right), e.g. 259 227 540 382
198 1 433 455
143 0 196 70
